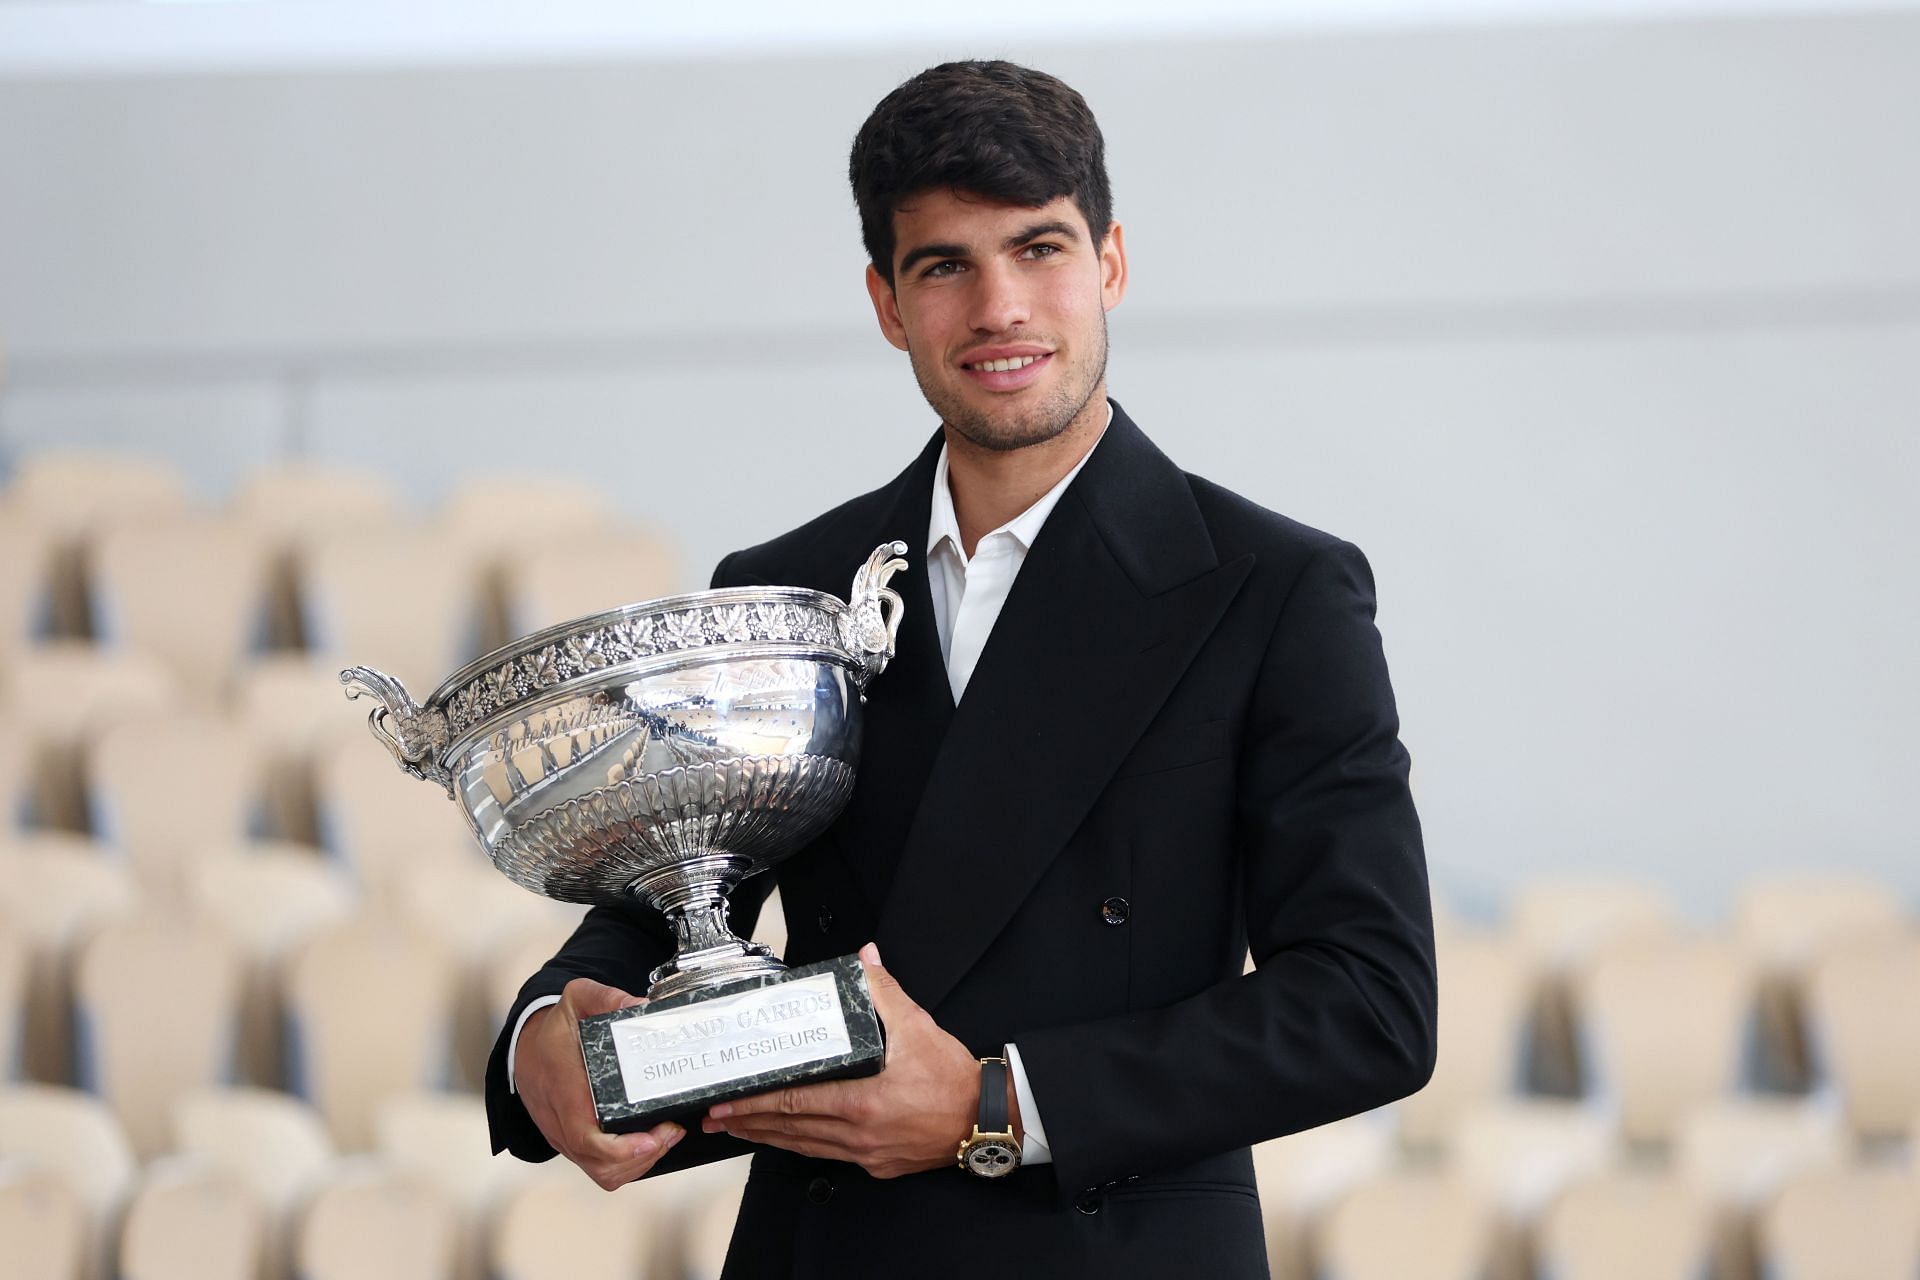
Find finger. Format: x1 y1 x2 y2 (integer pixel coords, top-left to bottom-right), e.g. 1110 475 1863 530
714 1114 857 1144
591 1120 686 1185
711 1078 853 1121
574 1117 679 1168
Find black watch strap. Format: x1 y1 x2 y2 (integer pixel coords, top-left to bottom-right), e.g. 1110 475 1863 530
978 1057 1009 1133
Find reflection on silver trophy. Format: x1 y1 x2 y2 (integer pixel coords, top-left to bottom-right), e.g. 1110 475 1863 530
340 541 909 1132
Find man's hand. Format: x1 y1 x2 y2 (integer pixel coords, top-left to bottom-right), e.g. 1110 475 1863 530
517 977 686 1190
700 942 1016 1179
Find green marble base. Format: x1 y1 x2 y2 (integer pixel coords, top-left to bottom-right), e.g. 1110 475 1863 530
577 953 886 1134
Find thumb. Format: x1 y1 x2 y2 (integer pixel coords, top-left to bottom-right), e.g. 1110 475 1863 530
858 941 902 998
562 976 644 1017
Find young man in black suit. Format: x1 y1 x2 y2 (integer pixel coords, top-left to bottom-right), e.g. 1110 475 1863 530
489 59 1437 1278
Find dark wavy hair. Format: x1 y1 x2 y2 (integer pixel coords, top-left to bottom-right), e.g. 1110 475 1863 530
849 60 1113 288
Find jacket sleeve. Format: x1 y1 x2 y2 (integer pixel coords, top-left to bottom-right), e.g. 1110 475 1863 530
483 549 781 1178
1009 539 1438 1199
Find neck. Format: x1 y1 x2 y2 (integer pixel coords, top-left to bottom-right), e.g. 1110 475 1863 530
944 386 1109 558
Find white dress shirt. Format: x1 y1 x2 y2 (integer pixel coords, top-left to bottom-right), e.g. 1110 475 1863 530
510 400 1114 1171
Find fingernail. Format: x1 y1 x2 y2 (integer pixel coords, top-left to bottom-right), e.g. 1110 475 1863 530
860 941 881 965
709 1103 732 1119
666 1125 685 1148
702 1117 722 1134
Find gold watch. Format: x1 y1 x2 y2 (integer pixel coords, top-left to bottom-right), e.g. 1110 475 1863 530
956 1056 1021 1178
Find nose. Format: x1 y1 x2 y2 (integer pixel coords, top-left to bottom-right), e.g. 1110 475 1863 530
968 258 1030 335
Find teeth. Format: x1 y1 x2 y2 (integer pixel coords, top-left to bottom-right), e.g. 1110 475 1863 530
971 355 1042 372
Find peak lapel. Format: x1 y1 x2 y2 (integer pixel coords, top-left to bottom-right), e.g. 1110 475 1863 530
825 431 955 914
875 403 1254 1011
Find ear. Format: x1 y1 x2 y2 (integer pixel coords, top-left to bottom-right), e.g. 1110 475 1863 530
1099 221 1128 312
865 263 910 353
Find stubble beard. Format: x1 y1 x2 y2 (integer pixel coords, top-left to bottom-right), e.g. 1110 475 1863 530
906 310 1109 454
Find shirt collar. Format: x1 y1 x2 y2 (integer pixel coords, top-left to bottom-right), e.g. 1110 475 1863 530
927 399 1113 562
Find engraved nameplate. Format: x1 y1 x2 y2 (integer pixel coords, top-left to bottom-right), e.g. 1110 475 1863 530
610 971 853 1101
577 954 886 1133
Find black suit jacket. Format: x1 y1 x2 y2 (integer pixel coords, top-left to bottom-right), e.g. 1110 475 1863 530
485 400 1437 1279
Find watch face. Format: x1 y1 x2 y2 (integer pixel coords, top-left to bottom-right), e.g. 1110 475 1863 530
962 1137 1019 1178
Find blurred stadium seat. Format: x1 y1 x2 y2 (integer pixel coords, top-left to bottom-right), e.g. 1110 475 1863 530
72 916 242 1158
1394 930 1534 1153
1574 934 1756 1146
8 644 178 832
312 734 474 906
1536 1170 1714 1280
1805 934 1920 1143
1510 876 1681 1095
1250 1114 1395 1280
1760 1167 1920 1280
0 504 55 653
0 833 137 1085
1319 1170 1493 1280
230 462 402 649
490 1168 664 1280
89 516 275 701
0 1084 137 1279
84 714 265 902
173 1085 335 1280
500 533 679 636
1675 1096 1849 1280
232 655 362 845
299 524 485 698
283 917 458 1150
185 843 358 1090
7 452 189 639
0 1165 90 1280
295 1161 461 1280
116 1159 265 1280
1736 873 1906 1091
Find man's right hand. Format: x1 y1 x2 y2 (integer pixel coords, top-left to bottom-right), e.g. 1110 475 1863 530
516 977 686 1190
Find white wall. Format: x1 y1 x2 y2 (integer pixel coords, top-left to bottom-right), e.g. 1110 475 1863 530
3 12 1916 919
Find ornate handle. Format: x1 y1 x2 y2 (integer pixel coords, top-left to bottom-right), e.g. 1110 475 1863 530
339 666 454 791
839 540 909 694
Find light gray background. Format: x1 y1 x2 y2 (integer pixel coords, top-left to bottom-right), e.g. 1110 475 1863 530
2 11 1915 920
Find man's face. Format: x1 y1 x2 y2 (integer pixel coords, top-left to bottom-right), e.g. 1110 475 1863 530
865 188 1127 453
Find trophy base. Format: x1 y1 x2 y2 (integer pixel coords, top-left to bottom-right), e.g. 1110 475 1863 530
576 953 885 1134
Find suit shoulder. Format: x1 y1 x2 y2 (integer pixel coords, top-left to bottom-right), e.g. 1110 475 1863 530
1183 472 1354 563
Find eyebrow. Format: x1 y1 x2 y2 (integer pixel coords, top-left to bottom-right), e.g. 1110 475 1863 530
896 219 1081 278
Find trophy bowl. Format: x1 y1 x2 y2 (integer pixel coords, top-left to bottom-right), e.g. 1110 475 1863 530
339 542 907 1131
340 541 907 1000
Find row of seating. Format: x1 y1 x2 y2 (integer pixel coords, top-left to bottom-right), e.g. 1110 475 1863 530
2 654 488 889
0 452 680 697
4 1082 1918 1280
0 1083 746 1280
6 827 1919 1158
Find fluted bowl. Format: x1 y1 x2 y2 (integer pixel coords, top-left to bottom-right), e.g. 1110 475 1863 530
340 542 907 997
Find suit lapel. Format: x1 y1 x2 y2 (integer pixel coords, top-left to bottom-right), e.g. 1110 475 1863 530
821 432 955 916
875 402 1254 1012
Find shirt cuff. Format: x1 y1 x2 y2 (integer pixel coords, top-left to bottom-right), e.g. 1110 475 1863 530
506 994 563 1094
1004 1042 1052 1166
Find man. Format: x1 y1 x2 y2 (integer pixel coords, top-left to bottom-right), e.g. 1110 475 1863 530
487 59 1436 1278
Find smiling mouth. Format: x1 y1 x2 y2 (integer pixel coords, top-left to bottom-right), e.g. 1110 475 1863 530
962 353 1050 372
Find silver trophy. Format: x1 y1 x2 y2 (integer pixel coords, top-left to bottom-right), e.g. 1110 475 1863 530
341 541 909 1132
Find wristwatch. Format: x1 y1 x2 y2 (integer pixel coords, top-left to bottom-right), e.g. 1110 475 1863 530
956 1056 1022 1178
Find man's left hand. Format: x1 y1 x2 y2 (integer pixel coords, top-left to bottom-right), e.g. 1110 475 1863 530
701 942 1004 1179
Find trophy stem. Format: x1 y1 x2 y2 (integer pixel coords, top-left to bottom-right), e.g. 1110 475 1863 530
633 854 785 1001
